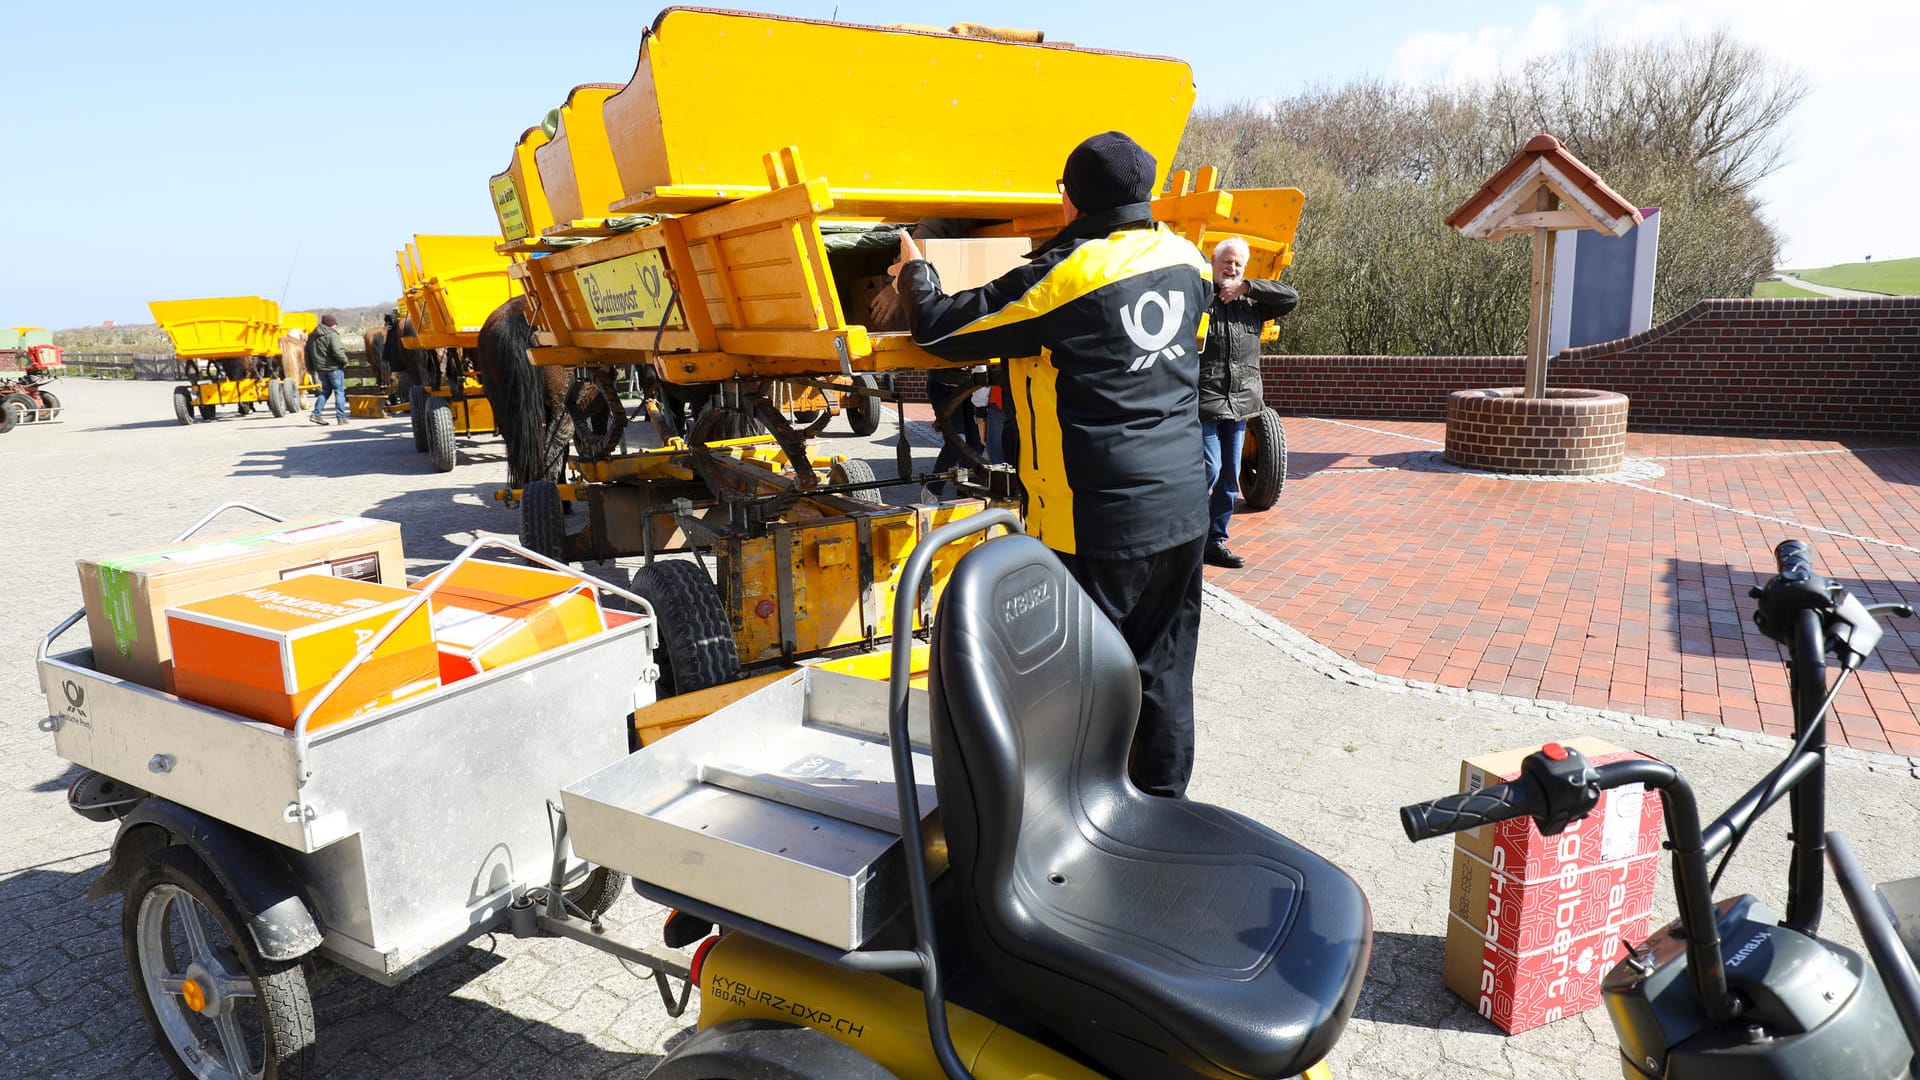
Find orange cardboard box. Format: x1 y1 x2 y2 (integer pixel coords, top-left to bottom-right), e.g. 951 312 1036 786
413 561 606 683
77 516 405 691
167 575 439 730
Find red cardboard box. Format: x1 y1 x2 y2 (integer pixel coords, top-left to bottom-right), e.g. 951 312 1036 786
1456 737 1665 881
1450 846 1659 957
1444 912 1651 1033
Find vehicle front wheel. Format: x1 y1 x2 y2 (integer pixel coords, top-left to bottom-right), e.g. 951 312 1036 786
122 846 315 1079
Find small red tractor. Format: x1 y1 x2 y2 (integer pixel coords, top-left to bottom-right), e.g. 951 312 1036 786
0 343 64 434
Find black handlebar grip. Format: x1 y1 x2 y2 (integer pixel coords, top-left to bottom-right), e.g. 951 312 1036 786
1775 539 1813 580
1401 781 1541 843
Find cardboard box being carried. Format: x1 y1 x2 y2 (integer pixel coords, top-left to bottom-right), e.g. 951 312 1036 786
167 575 439 730
1441 736 1666 1034
920 237 1033 292
77 517 405 691
413 561 607 684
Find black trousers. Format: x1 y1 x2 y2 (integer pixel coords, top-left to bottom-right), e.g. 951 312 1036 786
1054 535 1206 797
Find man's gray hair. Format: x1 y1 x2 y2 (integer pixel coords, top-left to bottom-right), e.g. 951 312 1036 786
1212 236 1251 261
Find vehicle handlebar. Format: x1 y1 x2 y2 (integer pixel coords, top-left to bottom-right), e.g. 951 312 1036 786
1400 781 1540 842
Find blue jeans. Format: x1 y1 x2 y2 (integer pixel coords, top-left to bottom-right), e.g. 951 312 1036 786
311 368 347 421
1200 419 1245 545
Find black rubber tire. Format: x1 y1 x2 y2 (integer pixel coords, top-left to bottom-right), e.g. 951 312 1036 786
37 389 59 420
561 866 628 921
649 1020 900 1080
121 846 315 1080
4 392 36 422
1240 407 1287 511
0 401 15 434
828 457 881 502
173 388 194 426
630 560 741 698
518 480 568 563
198 402 217 422
843 373 881 436
427 398 456 472
409 385 429 452
265 380 287 418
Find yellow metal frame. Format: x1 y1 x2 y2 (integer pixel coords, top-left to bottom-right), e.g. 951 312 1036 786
427 379 496 435
532 83 627 232
191 378 273 406
395 235 521 350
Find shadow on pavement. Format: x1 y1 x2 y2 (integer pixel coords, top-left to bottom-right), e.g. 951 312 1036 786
1665 558 1920 672
1349 930 1494 1034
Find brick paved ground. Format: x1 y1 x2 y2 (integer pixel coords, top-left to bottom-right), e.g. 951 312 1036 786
4 382 1917 1079
1207 415 1920 755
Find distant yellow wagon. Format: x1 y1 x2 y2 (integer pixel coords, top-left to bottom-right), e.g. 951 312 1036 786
148 297 314 425
390 235 521 470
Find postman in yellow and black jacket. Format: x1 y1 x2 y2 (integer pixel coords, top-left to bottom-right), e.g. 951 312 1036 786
897 204 1214 561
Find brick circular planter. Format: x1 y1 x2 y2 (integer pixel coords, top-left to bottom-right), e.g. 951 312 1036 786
1444 388 1629 476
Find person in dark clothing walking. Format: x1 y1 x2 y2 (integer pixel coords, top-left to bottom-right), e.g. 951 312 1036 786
1197 237 1297 569
306 314 350 426
895 130 1211 797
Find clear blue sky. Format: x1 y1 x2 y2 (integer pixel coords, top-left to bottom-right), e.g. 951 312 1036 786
3 1 1905 329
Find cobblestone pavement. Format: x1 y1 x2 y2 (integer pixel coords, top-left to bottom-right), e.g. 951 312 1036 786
4 380 1917 1078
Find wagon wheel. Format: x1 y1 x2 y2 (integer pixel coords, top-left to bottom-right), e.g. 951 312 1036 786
843 373 882 436
122 846 315 1080
518 481 568 563
265 381 287 418
37 389 60 421
3 391 35 422
173 388 195 426
408 385 429 452
630 560 740 699
426 398 457 473
1240 408 1287 511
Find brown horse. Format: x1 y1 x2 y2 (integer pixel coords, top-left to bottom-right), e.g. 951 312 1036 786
363 319 391 397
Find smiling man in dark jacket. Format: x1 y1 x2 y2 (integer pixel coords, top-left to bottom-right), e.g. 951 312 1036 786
894 130 1211 797
1197 237 1297 569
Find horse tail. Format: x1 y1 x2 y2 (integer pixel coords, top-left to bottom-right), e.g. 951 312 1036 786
476 296 548 489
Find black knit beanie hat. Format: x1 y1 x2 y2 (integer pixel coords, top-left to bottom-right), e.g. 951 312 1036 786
1061 131 1156 212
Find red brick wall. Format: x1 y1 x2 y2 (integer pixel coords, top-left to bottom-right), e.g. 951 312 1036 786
1259 297 1920 435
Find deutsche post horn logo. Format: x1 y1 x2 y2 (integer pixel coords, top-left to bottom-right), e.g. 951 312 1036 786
63 681 85 710
641 263 664 302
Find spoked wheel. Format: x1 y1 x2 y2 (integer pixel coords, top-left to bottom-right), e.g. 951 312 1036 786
842 373 881 436
173 388 196 426
409 385 428 452
426 398 456 472
630 559 740 698
123 847 314 1079
1240 407 1287 511
518 480 568 563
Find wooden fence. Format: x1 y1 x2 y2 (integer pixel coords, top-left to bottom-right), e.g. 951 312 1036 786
56 351 380 386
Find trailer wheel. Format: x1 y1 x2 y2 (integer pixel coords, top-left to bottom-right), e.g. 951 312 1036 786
519 480 568 563
828 457 881 502
409 385 429 452
630 560 740 697
4 391 36 422
843 373 882 436
173 388 195 426
426 398 456 473
1240 408 1287 511
0 401 15 434
562 866 628 921
123 846 315 1080
265 381 287 418
198 402 218 423
37 389 60 420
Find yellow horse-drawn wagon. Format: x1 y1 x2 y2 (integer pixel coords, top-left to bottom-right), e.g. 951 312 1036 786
390 234 521 470
148 297 315 425
479 8 1305 704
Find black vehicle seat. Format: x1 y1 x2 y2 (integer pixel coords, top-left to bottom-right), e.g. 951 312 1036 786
928 536 1371 1080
